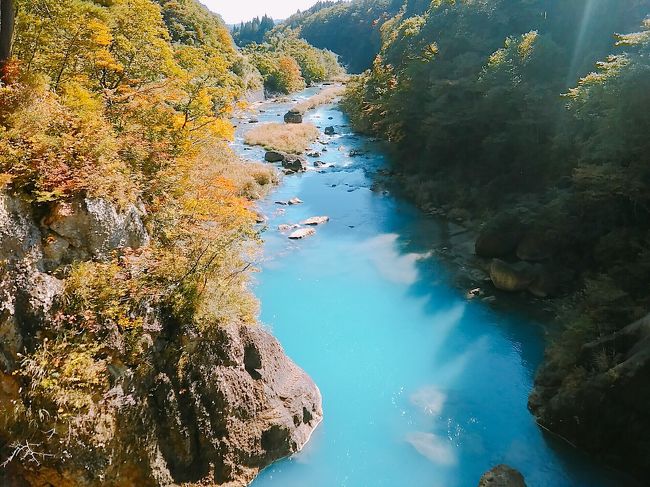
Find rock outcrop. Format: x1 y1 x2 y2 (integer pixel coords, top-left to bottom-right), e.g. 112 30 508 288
529 314 650 478
288 228 316 239
282 155 308 172
265 150 286 163
284 109 303 124
0 191 322 486
478 465 527 487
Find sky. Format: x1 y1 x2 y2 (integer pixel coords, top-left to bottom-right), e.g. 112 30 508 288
202 0 326 25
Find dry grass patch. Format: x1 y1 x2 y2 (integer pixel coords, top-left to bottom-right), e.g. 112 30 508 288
192 143 278 200
293 85 346 114
245 123 320 154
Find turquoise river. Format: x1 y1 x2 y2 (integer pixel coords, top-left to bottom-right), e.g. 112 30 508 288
231 87 636 487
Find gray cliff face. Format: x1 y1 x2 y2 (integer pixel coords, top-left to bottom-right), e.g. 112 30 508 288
0 191 322 486
146 322 322 486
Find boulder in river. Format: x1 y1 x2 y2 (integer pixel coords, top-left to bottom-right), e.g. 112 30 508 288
289 227 316 239
475 216 526 258
265 151 286 163
478 465 527 487
275 197 303 206
489 259 538 292
284 109 303 124
278 224 301 232
282 156 308 172
516 230 558 261
324 126 336 136
301 216 329 226
313 161 326 168
527 263 574 298
307 151 321 158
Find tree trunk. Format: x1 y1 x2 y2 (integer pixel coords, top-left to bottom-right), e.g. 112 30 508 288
0 0 16 66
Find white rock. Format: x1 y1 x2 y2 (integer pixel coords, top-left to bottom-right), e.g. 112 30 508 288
278 224 301 232
301 216 330 226
289 228 316 239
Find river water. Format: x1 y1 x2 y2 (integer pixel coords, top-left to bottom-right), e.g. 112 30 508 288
232 87 633 487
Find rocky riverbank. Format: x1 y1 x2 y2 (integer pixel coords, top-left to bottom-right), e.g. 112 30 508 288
0 190 322 486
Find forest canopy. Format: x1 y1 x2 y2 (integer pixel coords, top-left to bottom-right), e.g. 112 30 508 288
232 14 275 46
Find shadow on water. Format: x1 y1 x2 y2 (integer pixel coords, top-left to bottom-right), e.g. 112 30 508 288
232 88 638 487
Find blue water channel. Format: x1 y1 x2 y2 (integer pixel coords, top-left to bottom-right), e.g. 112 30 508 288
232 87 634 487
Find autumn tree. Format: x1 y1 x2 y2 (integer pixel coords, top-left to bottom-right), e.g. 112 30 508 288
0 0 15 69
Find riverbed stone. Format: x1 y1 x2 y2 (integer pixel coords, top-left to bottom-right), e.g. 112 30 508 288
478 465 527 487
301 216 329 226
278 224 301 232
289 228 316 239
265 151 286 163
282 156 308 172
489 259 538 292
284 110 303 124
324 126 336 135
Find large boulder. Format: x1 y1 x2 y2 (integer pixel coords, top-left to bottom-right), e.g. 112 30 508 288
301 216 329 226
475 216 526 258
324 126 336 136
516 230 559 261
282 155 308 172
284 109 303 124
145 322 322 486
265 150 286 163
530 314 650 478
527 263 574 298
489 259 538 292
478 465 527 487
289 228 316 239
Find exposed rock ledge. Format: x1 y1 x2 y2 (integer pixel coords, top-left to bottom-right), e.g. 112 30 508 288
0 191 322 486
529 314 650 478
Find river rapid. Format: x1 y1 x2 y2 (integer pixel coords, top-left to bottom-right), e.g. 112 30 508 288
231 86 634 487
